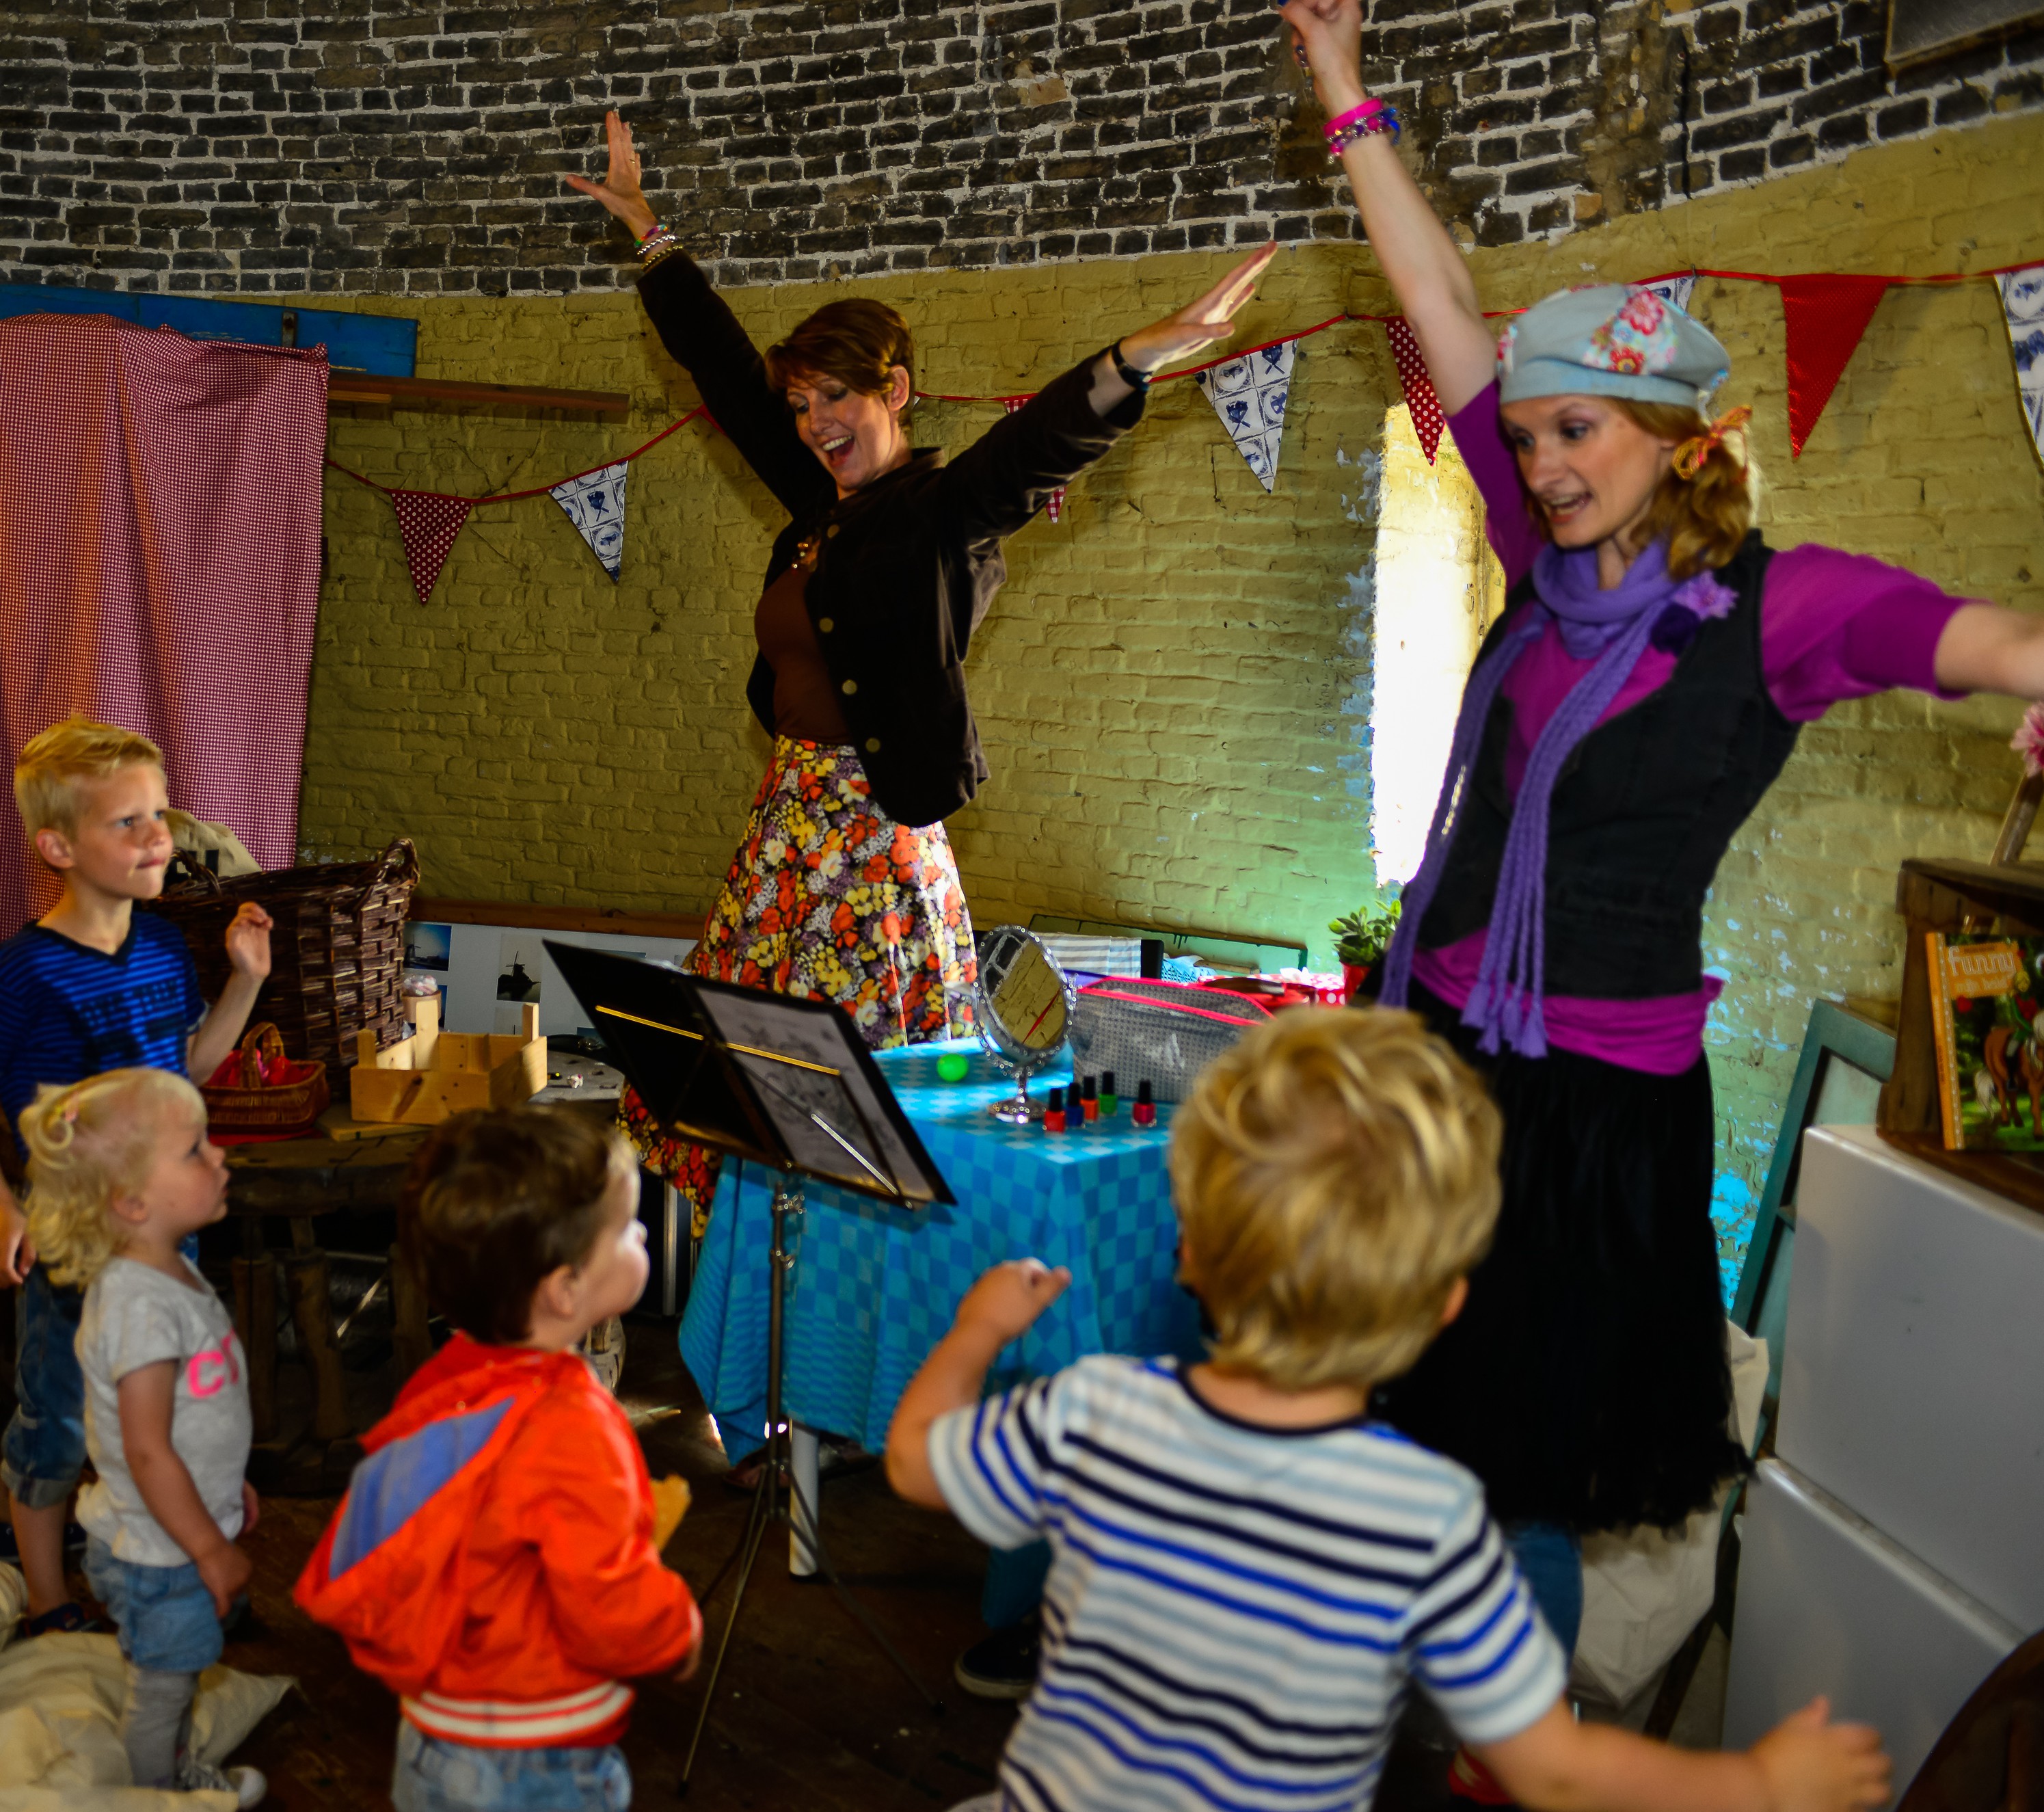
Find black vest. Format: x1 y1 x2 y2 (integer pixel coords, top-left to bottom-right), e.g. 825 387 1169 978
1417 533 1801 1000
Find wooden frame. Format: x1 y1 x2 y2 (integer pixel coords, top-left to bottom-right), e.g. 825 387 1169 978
1877 856 2044 1214
1732 998 1898 1333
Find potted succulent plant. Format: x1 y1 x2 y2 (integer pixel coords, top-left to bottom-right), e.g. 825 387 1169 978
1330 898 1401 1002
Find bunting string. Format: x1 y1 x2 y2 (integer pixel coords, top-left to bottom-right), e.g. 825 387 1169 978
327 257 2043 598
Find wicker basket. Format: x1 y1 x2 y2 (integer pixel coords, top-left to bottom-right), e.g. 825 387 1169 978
141 838 420 1074
202 1022 331 1140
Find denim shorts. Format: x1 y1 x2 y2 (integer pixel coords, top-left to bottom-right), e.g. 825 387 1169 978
83 1536 225 1675
2 1266 86 1507
392 1724 632 1812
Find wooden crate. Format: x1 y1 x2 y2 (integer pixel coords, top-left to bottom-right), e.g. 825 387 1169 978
1877 855 2044 1214
348 996 546 1125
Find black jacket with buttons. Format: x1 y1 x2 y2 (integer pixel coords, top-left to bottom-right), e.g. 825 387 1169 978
637 249 1147 829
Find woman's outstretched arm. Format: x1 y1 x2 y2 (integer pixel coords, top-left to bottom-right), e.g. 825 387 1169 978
937 242 1278 548
569 110 827 518
1280 0 1496 414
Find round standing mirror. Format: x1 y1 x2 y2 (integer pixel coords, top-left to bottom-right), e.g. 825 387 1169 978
976 925 1076 1124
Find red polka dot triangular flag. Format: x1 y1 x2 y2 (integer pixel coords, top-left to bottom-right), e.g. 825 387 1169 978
1004 397 1066 522
1387 319 1445 464
388 489 474 603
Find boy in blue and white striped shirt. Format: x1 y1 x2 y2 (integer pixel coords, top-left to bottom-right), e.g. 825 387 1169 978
887 1008 1888 1812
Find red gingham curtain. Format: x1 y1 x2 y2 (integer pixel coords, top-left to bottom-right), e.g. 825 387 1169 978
0 312 327 931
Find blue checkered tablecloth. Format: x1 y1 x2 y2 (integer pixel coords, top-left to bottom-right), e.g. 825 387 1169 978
678 1039 1201 1452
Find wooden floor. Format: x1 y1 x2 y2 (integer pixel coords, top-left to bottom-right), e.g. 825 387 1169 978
51 1301 1456 1811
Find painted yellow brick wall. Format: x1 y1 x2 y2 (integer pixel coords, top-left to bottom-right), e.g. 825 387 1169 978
299 109 2044 1248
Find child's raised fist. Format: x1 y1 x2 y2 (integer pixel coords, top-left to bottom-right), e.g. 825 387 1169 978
224 903 273 981
955 1257 1071 1346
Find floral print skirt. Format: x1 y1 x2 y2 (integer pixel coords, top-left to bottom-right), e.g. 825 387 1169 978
619 736 976 1234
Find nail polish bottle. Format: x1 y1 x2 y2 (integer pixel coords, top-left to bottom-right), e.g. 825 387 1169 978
1133 1079 1156 1128
1099 1071 1118 1118
1080 1074 1099 1123
1044 1087 1066 1133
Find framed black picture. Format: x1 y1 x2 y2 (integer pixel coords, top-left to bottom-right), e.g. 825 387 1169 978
1887 0 2044 69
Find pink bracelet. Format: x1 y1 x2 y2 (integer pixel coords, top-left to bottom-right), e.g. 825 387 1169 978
1322 99 1384 144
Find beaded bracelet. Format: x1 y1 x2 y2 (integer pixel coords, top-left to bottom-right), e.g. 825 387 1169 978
634 222 680 265
1326 103 1400 155
1323 100 1384 142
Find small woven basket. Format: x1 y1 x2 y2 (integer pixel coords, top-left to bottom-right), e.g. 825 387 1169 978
141 838 420 1075
202 1022 331 1140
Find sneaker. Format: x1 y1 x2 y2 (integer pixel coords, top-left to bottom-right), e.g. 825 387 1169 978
176 1756 267 1806
954 1615 1040 1700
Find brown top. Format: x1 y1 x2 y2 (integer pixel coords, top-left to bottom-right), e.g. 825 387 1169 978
753 563 849 745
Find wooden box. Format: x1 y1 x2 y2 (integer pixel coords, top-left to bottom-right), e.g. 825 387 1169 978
1878 855 2044 1213
348 996 546 1125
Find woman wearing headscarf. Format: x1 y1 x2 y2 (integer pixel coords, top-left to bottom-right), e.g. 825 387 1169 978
1282 0 2044 1743
568 112 1275 1242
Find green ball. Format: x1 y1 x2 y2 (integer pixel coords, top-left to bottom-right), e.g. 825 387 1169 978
937 1050 971 1082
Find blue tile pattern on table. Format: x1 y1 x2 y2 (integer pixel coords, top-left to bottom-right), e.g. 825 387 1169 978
679 1039 1200 1452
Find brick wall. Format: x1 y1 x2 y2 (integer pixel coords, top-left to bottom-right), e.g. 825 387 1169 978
5 2 2041 295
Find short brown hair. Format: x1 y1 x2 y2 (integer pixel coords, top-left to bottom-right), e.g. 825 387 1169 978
15 717 165 843
764 299 915 404
1171 1007 1503 1392
401 1107 632 1344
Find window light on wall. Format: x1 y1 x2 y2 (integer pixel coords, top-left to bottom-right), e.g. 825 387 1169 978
1369 404 1507 887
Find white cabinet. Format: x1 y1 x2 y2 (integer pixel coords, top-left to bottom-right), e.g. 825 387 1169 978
1725 1127 2039 1798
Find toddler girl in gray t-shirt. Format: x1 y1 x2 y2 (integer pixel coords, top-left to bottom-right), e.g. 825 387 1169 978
21 1068 265 1807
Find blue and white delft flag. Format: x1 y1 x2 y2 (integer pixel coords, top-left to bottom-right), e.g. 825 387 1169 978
2000 265 2044 472
1636 274 1698 317
1197 341 1295 493
550 460 630 581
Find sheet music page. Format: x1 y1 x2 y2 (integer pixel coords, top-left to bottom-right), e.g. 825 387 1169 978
693 990 928 1199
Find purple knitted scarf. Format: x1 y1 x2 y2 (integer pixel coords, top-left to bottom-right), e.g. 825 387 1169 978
1377 538 1736 1058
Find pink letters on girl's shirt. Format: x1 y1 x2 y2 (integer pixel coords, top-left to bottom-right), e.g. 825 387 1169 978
187 1332 243 1398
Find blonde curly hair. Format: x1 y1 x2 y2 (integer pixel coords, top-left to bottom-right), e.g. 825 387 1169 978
1170 1007 1503 1394
18 1069 205 1289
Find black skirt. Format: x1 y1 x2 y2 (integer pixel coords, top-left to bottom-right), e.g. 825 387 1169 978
1370 980 1746 1535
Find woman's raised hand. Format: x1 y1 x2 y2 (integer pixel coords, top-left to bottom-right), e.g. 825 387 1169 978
1280 0 1367 115
565 109 660 242
1117 241 1280 375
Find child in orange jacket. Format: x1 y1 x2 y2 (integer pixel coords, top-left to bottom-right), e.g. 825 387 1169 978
297 1108 701 1812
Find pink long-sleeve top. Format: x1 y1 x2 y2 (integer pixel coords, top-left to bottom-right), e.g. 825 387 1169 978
1410 384 1975 1075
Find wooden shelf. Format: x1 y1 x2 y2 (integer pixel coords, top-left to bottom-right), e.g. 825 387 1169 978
329 373 630 416
409 895 705 940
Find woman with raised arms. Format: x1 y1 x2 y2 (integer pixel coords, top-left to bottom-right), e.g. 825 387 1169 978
568 111 1274 1463
1281 0 2044 1757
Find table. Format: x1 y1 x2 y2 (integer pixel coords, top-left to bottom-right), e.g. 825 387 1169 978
225 1132 431 1456
678 1039 1202 1463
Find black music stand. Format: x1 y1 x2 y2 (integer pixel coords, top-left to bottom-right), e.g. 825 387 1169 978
543 946 952 1789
